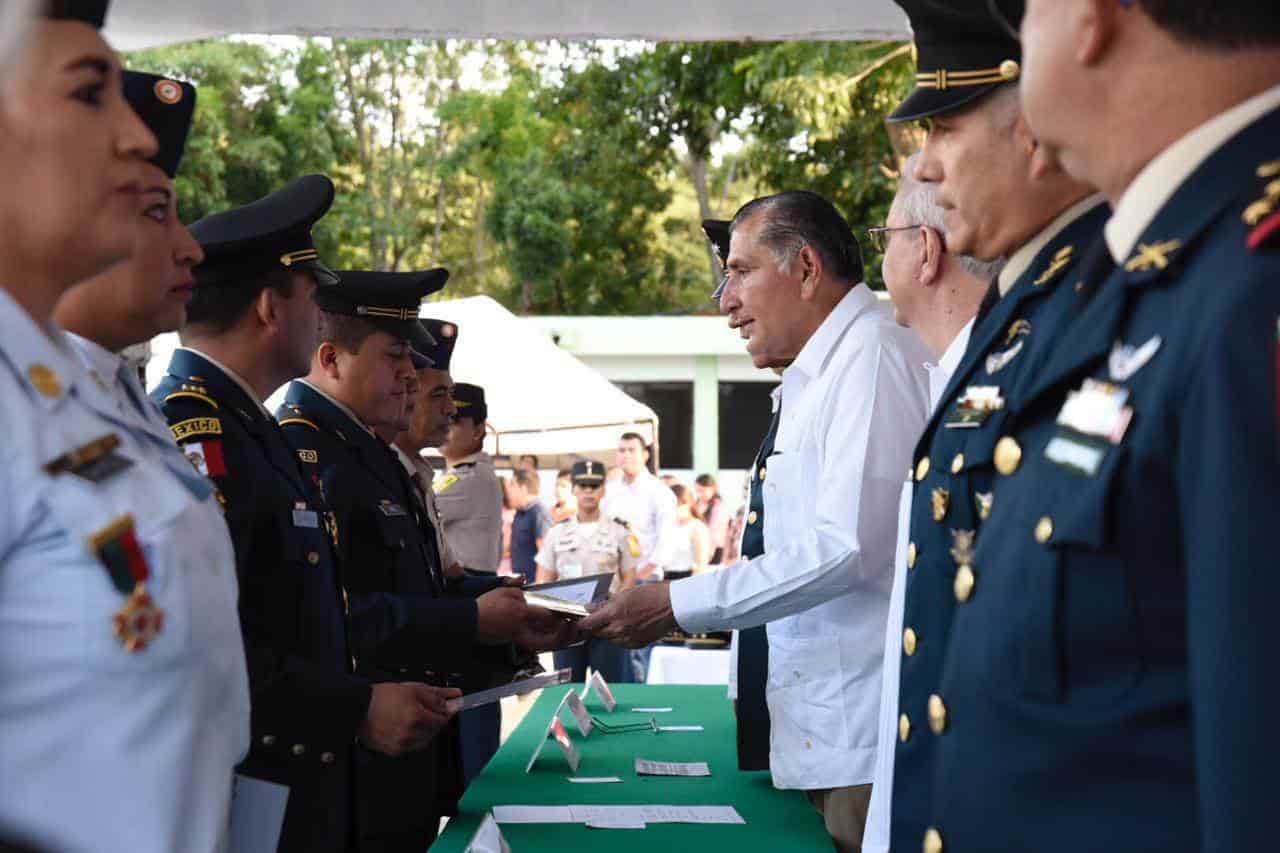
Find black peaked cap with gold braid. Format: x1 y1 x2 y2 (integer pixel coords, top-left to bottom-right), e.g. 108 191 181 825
315 268 450 344
190 174 340 287
44 0 109 27
416 317 459 372
888 0 1024 123
451 382 486 422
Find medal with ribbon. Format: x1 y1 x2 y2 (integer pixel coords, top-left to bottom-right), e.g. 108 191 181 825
88 515 165 652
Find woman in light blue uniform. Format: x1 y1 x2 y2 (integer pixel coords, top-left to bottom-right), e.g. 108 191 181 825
0 5 249 852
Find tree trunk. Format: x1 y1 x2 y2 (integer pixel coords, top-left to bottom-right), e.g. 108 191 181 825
683 145 721 288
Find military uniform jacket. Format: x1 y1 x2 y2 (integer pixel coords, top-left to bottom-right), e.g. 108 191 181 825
434 451 504 573
153 348 370 853
890 200 1109 847
914 99 1280 853
277 379 487 840
534 514 639 592
277 380 479 671
0 302 250 853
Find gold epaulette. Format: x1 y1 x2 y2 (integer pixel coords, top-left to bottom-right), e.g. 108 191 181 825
279 417 320 431
164 390 219 409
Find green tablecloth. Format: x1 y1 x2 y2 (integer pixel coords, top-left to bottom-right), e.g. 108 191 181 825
431 684 832 852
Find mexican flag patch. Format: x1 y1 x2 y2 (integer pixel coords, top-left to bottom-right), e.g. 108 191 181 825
185 440 227 478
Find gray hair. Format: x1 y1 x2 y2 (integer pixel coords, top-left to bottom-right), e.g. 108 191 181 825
893 154 1005 281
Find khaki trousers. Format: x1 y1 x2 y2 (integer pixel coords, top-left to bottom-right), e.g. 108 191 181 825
806 783 873 853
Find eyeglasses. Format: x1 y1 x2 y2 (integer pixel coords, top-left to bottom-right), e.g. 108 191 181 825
865 225 920 254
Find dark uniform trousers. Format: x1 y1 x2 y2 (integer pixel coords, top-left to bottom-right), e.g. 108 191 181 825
277 380 494 853
889 203 1112 848
906 106 1280 852
734 403 779 771
153 349 371 853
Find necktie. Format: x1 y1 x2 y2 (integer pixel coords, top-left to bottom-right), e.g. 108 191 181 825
735 401 780 771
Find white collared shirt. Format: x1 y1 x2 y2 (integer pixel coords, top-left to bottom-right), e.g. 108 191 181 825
1105 83 1280 264
669 284 931 790
997 194 1109 296
0 294 249 853
394 444 458 570
600 469 678 571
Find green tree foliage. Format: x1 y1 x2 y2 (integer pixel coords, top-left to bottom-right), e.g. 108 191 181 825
126 36 912 313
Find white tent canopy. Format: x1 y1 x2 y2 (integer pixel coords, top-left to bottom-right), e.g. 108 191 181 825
424 296 658 460
105 0 909 51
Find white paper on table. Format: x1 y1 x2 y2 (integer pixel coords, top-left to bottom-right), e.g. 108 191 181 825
630 707 673 713
568 777 623 783
634 758 711 777
563 690 594 737
228 773 289 853
586 816 647 829
465 813 513 853
493 804 743 825
581 670 617 712
657 725 704 732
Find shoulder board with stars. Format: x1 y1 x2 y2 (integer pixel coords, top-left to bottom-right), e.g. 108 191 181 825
164 382 219 410
1245 159 1280 251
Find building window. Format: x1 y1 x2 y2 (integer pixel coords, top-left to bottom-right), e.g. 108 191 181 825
615 381 693 470
718 382 777 469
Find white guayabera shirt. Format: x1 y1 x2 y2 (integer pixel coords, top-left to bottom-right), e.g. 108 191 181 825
670 284 931 790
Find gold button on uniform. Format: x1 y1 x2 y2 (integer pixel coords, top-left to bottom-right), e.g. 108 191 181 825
291 744 307 756
994 436 1022 475
747 511 758 525
320 751 336 765
928 694 948 734
758 466 767 481
924 827 944 853
907 542 918 569
903 627 918 657
261 735 276 747
950 453 964 474
954 565 976 603
27 364 63 398
307 551 320 565
898 713 911 743
1035 515 1054 544
915 457 931 482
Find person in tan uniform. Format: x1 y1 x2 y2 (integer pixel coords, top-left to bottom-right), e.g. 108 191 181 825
435 382 503 575
536 459 639 683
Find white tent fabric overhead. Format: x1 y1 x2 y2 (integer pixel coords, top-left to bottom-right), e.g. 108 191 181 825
423 296 658 458
105 0 909 51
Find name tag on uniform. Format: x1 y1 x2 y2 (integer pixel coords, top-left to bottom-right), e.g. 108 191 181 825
292 502 319 529
944 386 1005 429
378 500 407 517
1045 379 1133 477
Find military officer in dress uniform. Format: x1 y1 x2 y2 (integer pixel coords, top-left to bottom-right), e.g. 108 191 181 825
153 178 458 853
875 3 1113 850
0 6 248 852
536 459 639 684
903 3 1280 851
275 271 569 852
436 381 505 574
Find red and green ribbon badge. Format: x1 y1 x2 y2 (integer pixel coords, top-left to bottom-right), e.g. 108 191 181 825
89 515 165 652
91 515 149 594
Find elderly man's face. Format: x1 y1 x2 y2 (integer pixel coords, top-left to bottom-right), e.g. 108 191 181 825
720 212 811 369
913 95 1024 260
881 199 923 328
